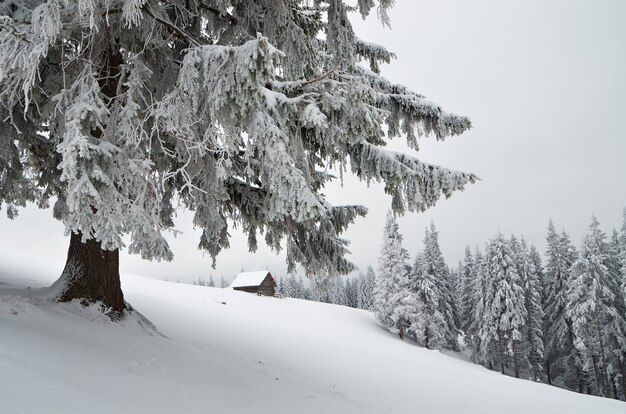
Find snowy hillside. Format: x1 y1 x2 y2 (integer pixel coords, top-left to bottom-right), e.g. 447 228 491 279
0 249 624 414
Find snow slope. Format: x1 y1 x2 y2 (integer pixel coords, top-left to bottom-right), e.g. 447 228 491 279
0 249 624 413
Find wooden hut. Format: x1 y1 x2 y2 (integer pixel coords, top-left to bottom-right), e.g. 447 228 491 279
230 271 276 296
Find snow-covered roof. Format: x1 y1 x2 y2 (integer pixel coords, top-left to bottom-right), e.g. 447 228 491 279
230 271 272 288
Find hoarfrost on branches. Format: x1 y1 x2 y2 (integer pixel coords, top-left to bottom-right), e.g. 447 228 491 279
0 0 476 282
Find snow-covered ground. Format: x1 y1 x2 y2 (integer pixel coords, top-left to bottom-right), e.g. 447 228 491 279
1 248 624 414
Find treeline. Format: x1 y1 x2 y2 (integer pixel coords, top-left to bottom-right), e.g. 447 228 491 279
193 275 228 288
372 210 626 401
237 209 626 401
276 269 376 311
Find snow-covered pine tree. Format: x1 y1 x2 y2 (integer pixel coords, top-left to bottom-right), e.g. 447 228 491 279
345 277 358 308
208 275 216 288
458 247 475 344
567 216 626 398
620 209 626 305
478 234 527 377
357 266 376 311
284 273 300 298
374 211 417 339
468 246 487 361
410 223 457 350
410 251 445 348
328 275 347 306
518 238 545 382
447 264 463 338
528 245 545 309
608 228 626 400
508 235 530 377
543 221 581 389
0 1 476 313
297 276 309 300
355 272 365 309
219 276 228 288
431 223 460 350
277 276 285 296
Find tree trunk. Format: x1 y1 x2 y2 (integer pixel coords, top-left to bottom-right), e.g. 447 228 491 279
51 32 127 314
54 231 125 314
546 357 552 385
619 358 626 401
512 342 520 378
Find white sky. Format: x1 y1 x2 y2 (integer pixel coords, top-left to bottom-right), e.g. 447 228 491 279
1 0 625 283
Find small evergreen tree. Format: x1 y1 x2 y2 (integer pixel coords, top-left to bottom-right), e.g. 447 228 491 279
374 212 416 339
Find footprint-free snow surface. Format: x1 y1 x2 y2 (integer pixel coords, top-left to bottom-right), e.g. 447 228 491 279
0 249 624 413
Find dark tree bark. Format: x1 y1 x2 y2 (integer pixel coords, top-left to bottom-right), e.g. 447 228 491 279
545 358 552 385
56 231 125 313
52 33 127 314
397 319 404 340
619 358 626 400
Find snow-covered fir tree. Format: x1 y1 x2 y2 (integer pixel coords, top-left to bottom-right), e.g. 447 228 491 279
0 0 476 313
208 275 216 288
410 251 446 348
447 265 463 337
543 221 581 389
528 245 545 308
328 276 348 306
617 208 626 306
345 277 359 308
567 216 626 398
284 273 306 299
410 223 457 350
517 238 545 381
357 266 376 311
507 235 530 377
374 212 417 339
219 276 228 288
297 276 309 300
478 234 527 377
458 246 476 339
276 276 285 296
468 247 487 359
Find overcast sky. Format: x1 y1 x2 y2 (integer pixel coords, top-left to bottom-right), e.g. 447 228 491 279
1 0 625 283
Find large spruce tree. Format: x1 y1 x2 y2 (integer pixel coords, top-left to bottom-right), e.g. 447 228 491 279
0 1 475 313
567 216 626 398
478 233 527 376
411 223 458 350
518 238 545 381
544 221 581 388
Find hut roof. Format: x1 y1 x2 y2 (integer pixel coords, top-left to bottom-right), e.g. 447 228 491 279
230 271 272 288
